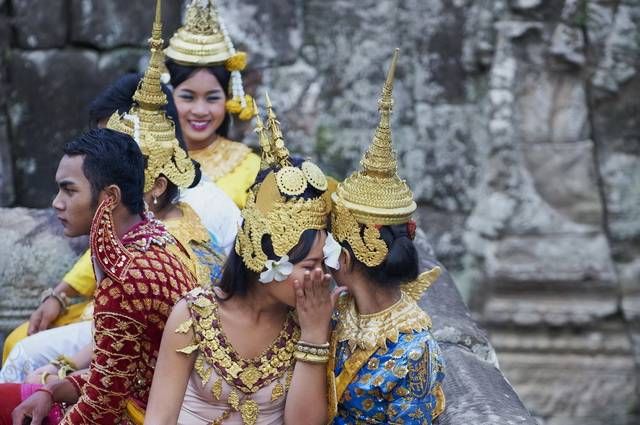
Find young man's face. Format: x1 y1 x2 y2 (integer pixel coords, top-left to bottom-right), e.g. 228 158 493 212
52 155 96 237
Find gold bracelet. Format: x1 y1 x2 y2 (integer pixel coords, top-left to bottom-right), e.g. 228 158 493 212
295 341 330 357
39 288 69 314
40 371 51 385
294 350 329 364
51 356 77 371
57 365 74 380
296 340 330 349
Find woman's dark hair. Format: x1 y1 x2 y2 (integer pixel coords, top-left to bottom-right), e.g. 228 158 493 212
63 128 145 215
153 159 202 210
89 72 201 193
218 229 320 299
165 59 231 138
343 224 419 287
218 157 325 299
88 72 185 148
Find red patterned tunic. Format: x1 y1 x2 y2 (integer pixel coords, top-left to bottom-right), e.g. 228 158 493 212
61 214 197 424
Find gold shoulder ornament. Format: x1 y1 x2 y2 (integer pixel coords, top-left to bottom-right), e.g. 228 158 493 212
401 266 442 301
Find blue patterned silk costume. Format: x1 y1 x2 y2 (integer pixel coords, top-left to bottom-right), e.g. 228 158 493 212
329 269 445 425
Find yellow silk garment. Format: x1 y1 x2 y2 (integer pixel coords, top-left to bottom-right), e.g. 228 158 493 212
188 137 260 209
2 250 94 362
2 204 224 362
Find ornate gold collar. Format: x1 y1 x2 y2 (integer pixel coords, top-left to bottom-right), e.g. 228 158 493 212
164 202 210 245
188 137 251 181
334 291 432 352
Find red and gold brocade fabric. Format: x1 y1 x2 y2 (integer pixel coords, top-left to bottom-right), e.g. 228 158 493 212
61 213 197 424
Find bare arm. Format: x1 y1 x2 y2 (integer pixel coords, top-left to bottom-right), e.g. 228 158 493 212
145 299 196 425
26 343 94 384
27 281 83 335
284 269 344 425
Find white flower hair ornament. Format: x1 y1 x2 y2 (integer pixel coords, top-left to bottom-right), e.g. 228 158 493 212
323 232 342 270
259 255 294 284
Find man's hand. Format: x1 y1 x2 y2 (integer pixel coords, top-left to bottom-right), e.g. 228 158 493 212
27 298 61 336
11 390 53 425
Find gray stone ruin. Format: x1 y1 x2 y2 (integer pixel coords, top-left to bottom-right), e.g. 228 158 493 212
0 0 639 424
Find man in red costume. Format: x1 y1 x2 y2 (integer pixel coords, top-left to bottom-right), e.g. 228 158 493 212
0 128 197 424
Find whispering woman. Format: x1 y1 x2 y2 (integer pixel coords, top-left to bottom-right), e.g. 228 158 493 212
145 98 343 425
325 49 446 424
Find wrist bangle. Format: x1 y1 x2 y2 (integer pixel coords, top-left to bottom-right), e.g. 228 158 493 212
294 350 329 364
34 387 54 401
40 371 51 385
297 340 330 349
39 288 69 313
295 341 330 357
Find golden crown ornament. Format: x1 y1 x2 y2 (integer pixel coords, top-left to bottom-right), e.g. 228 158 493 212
107 0 195 193
235 94 331 273
331 48 417 267
165 0 255 120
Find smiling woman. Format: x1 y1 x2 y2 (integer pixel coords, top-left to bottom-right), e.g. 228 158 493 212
164 0 260 209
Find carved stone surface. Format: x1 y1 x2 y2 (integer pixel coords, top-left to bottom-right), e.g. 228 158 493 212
463 2 640 424
0 207 86 332
69 0 182 49
12 0 67 49
0 1 638 423
8 49 144 207
0 10 12 207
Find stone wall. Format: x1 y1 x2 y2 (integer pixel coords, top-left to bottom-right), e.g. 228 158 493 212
0 0 638 424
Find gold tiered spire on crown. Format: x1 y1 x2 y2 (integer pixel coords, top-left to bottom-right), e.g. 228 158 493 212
107 0 195 192
165 0 232 65
331 49 417 267
165 0 255 120
235 95 330 273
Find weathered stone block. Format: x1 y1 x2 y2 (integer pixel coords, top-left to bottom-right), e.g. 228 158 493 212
8 50 100 207
601 152 640 244
550 23 585 65
70 0 182 49
437 345 537 425
590 4 640 94
514 71 589 144
12 0 67 49
485 234 616 289
416 207 467 274
216 0 301 67
0 115 13 207
0 208 86 333
498 336 637 425
414 233 536 424
522 141 603 227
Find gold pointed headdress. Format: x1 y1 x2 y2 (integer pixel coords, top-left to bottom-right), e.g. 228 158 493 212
107 0 195 193
331 49 417 267
235 94 330 273
165 0 254 120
